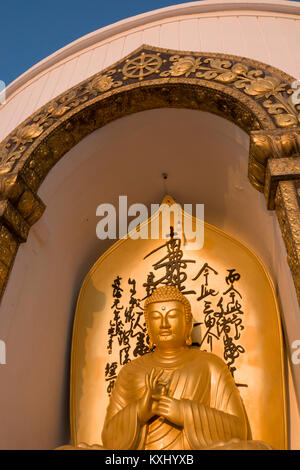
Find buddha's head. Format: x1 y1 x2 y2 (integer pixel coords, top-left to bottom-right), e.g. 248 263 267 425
144 286 193 350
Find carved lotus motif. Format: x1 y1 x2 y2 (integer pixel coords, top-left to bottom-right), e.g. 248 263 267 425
90 75 114 92
263 99 300 128
13 124 43 143
274 113 299 128
215 71 237 84
231 63 249 75
170 57 198 77
235 76 286 98
44 91 78 118
0 147 24 174
47 103 70 117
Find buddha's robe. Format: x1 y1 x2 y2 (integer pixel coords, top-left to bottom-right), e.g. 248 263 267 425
101 349 251 450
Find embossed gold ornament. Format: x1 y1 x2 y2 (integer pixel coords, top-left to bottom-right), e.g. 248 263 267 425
87 71 122 94
160 54 300 128
92 75 114 92
231 63 249 76
12 123 43 145
235 75 300 127
42 90 88 120
0 124 44 175
196 58 235 82
0 147 23 175
275 180 300 304
263 100 300 128
265 157 300 210
160 55 237 81
123 52 162 80
235 76 285 98
167 55 201 77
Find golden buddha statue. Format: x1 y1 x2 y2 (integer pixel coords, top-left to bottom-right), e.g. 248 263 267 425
101 286 272 450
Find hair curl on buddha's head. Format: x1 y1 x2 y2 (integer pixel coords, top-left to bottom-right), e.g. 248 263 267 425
144 285 193 346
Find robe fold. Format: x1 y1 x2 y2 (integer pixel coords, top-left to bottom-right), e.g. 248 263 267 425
101 349 249 450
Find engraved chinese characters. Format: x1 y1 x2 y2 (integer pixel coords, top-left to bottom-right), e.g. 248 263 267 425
105 277 149 395
105 231 246 397
193 265 245 382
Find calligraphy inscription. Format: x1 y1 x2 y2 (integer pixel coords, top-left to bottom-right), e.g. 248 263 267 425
105 277 149 395
105 231 246 395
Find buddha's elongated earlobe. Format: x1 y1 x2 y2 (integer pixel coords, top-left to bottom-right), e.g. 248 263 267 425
186 336 192 346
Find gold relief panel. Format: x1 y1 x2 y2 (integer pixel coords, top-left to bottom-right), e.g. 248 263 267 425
0 172 45 226
0 224 18 298
249 128 300 192
265 157 300 209
0 200 29 242
275 180 300 303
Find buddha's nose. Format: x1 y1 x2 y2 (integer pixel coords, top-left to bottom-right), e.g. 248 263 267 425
160 315 170 329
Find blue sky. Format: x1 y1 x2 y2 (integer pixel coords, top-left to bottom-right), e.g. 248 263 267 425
1 0 195 85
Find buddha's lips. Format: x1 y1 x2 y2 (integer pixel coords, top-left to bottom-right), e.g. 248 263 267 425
158 330 173 337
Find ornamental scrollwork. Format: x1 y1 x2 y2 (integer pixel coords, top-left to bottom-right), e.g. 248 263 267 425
161 54 300 128
1 46 299 179
86 70 122 94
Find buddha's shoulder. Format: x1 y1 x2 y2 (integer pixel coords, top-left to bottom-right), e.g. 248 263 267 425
118 352 155 377
117 350 228 377
187 348 229 371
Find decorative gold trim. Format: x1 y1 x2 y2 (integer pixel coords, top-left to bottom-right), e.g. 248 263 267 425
0 200 29 241
0 45 299 306
249 128 300 192
275 180 300 304
1 45 299 178
265 157 300 209
0 172 45 225
0 223 18 298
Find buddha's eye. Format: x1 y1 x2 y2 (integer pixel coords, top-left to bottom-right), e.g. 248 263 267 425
167 310 179 319
150 312 161 320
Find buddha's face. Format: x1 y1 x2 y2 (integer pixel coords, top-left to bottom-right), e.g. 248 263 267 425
147 300 187 349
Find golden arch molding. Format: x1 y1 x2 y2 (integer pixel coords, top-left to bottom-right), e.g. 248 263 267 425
0 45 300 304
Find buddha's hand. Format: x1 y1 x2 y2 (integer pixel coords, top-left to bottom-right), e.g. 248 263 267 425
137 368 163 424
155 397 184 427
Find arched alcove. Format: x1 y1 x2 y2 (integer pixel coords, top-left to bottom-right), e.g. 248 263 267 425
0 107 299 448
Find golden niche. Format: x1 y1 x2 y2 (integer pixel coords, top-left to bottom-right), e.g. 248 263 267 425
64 197 286 450
102 285 272 450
